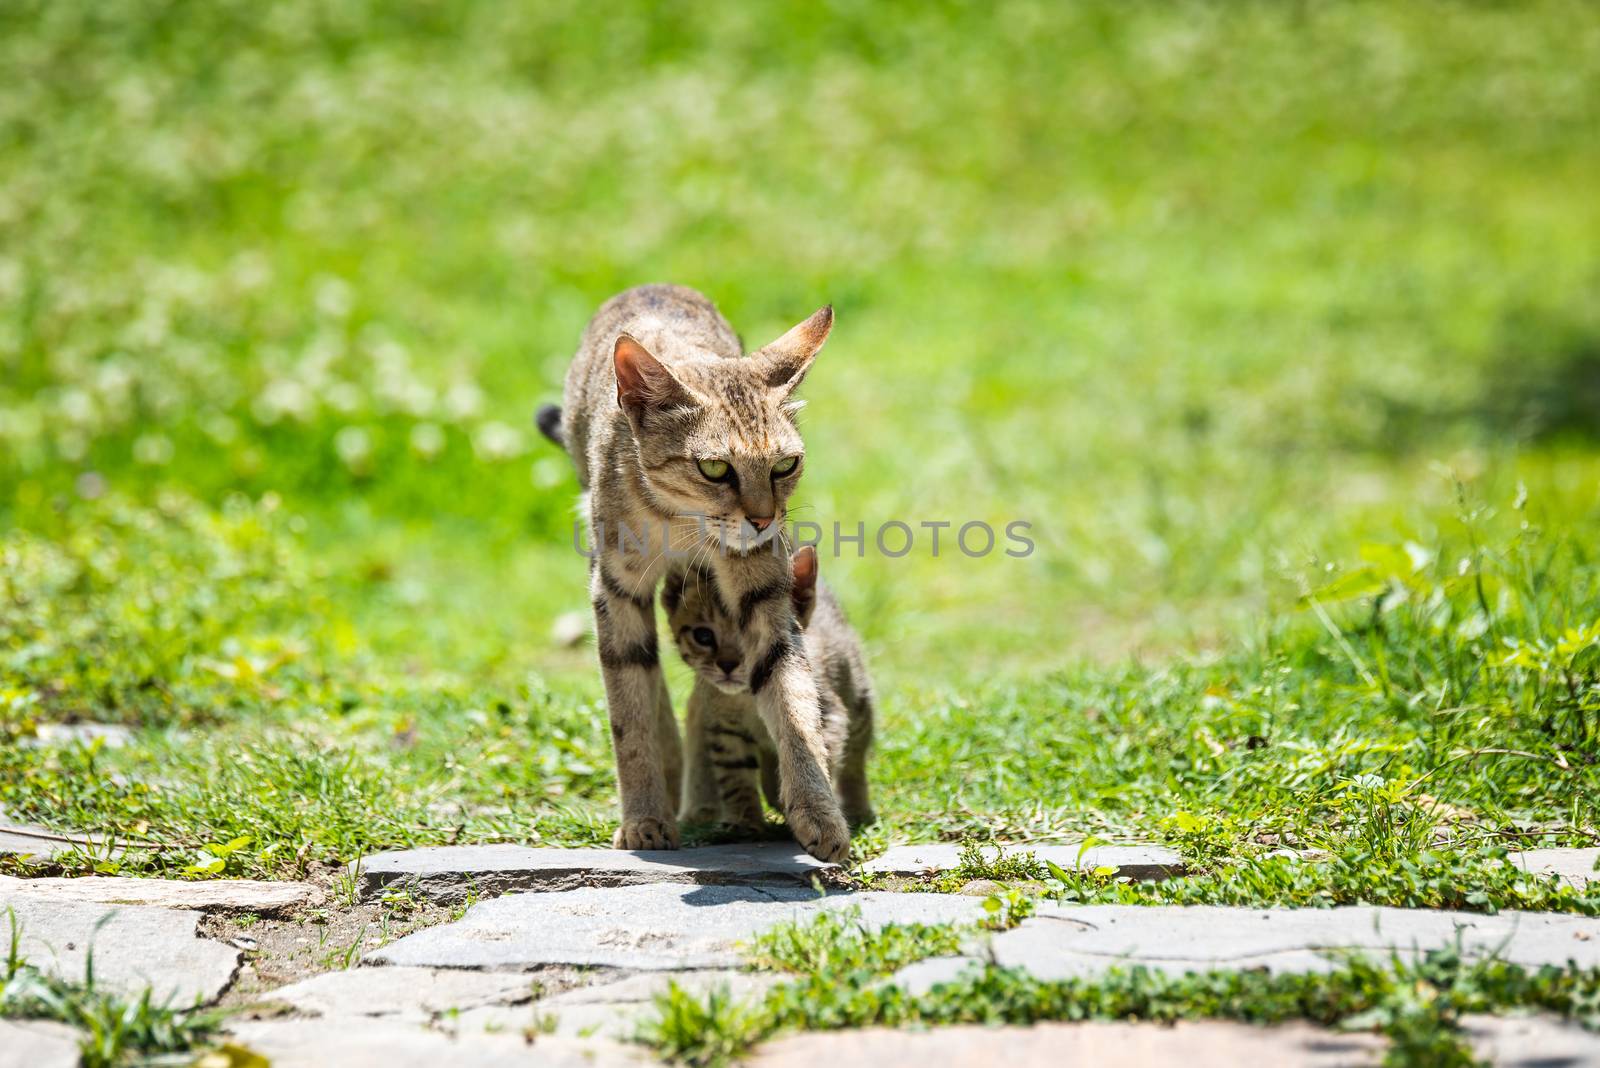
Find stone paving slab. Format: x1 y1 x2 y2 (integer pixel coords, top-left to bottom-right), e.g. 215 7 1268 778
20 723 134 749
369 884 987 971
751 1021 1386 1067
983 904 1600 979
1510 847 1598 889
260 966 539 1019
0 896 239 1004
860 842 1185 881
461 969 783 1039
0 874 316 916
356 843 837 902
0 807 119 862
0 1019 82 1068
1463 1012 1600 1066
227 1017 647 1067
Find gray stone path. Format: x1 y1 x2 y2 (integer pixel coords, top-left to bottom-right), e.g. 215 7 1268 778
978 903 1600 979
1462 1013 1600 1067
0 807 119 862
356 842 836 902
0 873 315 916
0 896 239 1003
861 841 1185 881
1511 847 1597 889
226 1017 647 1067
369 883 988 970
752 1021 1387 1067
458 969 784 1039
260 966 540 1020
0 1019 82 1068
1 841 1595 1066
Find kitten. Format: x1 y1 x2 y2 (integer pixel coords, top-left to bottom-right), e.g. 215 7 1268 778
666 545 876 830
538 285 851 862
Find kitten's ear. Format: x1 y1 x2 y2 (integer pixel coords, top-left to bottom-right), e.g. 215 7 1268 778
790 544 818 627
615 334 692 421
753 305 832 394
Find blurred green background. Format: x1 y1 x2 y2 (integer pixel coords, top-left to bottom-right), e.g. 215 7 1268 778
2 1 1597 874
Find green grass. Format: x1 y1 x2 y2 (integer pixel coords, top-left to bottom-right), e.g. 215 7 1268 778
3 909 228 1067
1 0 1597 933
642 942 1600 1067
642 908 1600 1066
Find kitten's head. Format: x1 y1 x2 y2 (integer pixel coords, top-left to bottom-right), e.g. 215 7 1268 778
666 547 819 694
613 307 831 554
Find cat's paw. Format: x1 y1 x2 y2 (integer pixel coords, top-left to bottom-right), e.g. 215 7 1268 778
786 798 851 864
613 816 680 851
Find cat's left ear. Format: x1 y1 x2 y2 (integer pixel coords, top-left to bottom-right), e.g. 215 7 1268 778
753 305 832 394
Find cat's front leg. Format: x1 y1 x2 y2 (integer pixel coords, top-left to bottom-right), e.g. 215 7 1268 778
750 625 850 863
591 556 678 850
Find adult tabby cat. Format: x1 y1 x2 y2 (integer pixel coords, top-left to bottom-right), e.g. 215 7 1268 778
538 284 850 862
667 545 876 831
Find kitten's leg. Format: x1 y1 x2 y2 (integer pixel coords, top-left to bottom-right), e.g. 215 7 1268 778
679 680 722 823
654 670 683 806
758 745 781 813
750 624 850 863
592 556 678 850
705 695 765 832
838 692 876 827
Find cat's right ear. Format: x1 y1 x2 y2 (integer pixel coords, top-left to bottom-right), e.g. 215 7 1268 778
615 334 692 421
790 544 819 627
753 305 833 395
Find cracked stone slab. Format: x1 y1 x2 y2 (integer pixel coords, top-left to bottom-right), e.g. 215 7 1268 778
751 1021 1385 1067
461 970 783 1039
356 843 837 902
1463 1013 1600 1066
369 884 987 971
227 1017 647 1067
260 967 540 1019
984 904 1600 979
1510 847 1597 888
859 842 1184 881
0 1020 82 1068
0 896 239 1004
0 874 316 916
0 807 120 863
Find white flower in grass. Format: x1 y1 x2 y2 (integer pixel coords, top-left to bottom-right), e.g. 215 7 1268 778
409 422 446 460
444 380 484 421
133 433 174 466
472 421 525 462
335 426 373 473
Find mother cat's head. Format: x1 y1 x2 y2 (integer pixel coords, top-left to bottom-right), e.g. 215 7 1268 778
612 306 831 553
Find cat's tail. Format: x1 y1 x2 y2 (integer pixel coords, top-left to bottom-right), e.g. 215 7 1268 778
535 404 564 446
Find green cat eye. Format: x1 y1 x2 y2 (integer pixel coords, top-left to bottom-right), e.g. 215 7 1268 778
772 456 799 476
697 458 731 481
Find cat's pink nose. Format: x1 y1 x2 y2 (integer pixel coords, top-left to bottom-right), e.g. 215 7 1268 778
748 516 774 531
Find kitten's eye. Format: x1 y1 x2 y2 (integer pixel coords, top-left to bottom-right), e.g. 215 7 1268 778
691 626 717 648
697 458 731 482
771 456 799 477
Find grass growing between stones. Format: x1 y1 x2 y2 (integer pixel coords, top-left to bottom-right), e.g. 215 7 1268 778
641 912 1600 1067
2 910 228 1068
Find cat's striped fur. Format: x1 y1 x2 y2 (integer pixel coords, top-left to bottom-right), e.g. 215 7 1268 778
666 546 876 831
542 284 850 861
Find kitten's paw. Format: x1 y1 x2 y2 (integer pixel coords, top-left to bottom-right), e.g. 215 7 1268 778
786 799 851 864
613 816 681 851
